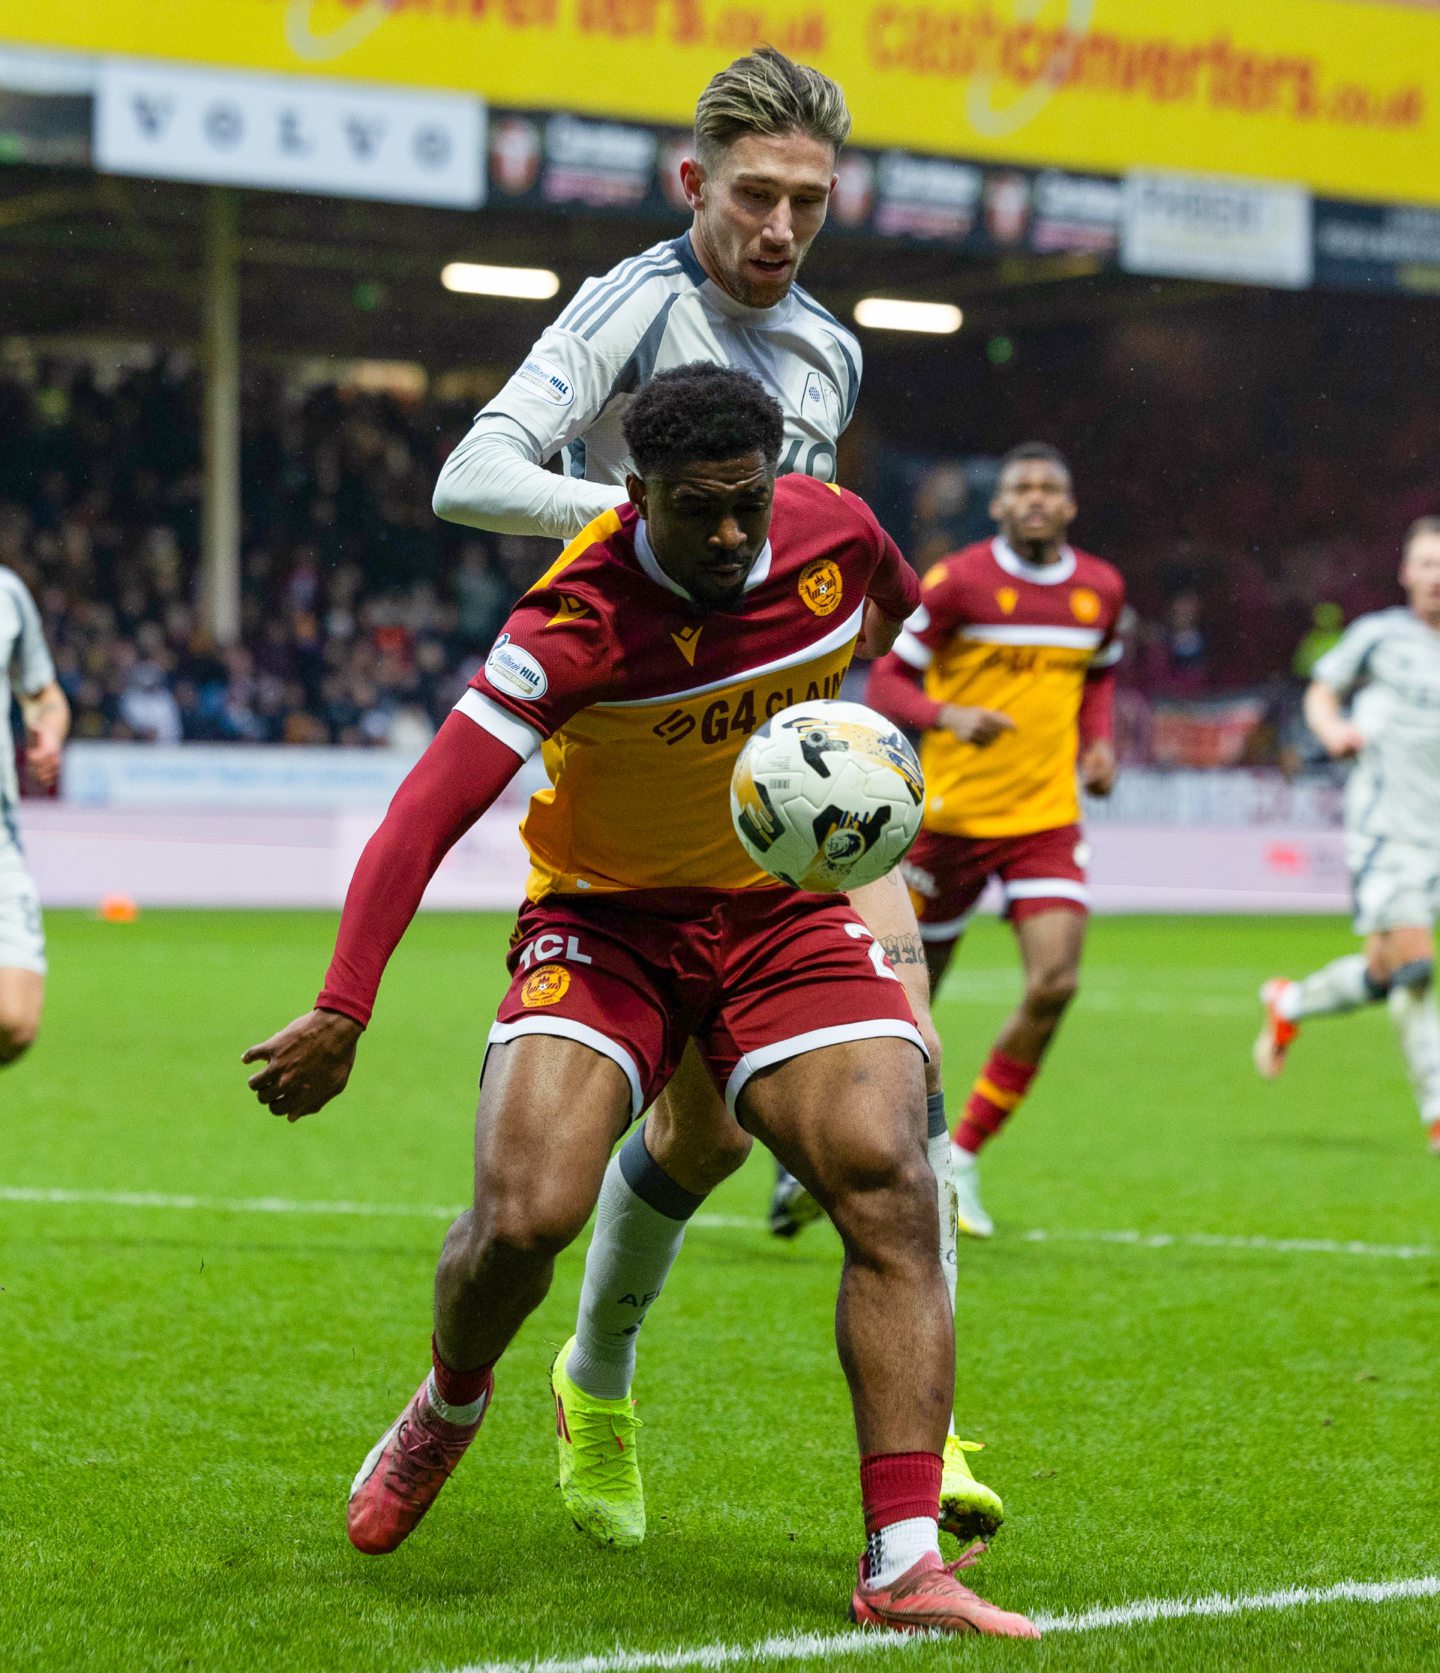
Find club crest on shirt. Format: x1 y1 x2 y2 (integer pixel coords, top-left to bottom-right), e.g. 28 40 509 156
802 370 842 432
521 964 570 1007
798 558 843 617
1070 586 1101 624
996 586 1019 615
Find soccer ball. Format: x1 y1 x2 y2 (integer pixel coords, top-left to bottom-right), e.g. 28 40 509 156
730 699 925 891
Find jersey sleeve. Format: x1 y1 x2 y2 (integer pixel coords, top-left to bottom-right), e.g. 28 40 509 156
469 323 624 467
889 558 969 674
4 572 56 695
316 713 525 1027
1313 616 1385 698
826 485 919 620
469 255 683 466
465 575 619 751
1089 575 1128 674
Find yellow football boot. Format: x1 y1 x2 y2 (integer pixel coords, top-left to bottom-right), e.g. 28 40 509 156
550 1337 645 1548
939 1435 1004 1541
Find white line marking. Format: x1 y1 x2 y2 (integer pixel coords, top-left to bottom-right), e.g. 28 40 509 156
1 1188 1432 1261
937 980 1255 1017
432 1575 1440 1673
1019 1226 1438 1261
0 1185 459 1220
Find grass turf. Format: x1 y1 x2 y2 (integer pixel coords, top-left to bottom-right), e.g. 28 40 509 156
2 909 1437 1672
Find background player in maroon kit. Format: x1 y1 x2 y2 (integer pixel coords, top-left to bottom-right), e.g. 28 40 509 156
868 444 1124 1236
243 367 1038 1640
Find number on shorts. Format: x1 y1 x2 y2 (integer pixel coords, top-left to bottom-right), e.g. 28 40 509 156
845 921 899 981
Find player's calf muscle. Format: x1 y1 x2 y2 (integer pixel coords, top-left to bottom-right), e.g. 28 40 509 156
0 970 41 1063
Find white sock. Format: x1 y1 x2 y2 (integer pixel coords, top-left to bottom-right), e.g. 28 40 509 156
926 1095 959 1444
566 1122 701 1401
423 1370 487 1426
1387 982 1440 1122
864 1517 942 1587
1280 954 1378 1020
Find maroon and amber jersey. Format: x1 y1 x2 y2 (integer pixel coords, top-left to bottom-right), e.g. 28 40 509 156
460 474 919 900
895 538 1124 838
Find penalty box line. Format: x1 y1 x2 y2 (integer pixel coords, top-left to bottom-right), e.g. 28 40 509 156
435 1576 1440 1673
0 1186 1433 1262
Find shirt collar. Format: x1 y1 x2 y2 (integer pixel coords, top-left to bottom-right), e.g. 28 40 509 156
676 232 794 326
992 536 1076 586
634 518 773 602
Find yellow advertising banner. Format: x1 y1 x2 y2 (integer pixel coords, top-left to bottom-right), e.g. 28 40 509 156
5 0 1439 206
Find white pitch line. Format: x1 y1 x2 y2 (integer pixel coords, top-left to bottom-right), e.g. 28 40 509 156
433 1575 1440 1673
0 1187 1432 1261
1019 1226 1438 1261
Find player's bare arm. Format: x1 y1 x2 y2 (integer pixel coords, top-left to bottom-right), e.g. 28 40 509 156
243 1009 363 1122
1304 679 1365 757
856 599 904 660
1079 737 1117 796
241 712 531 1121
20 680 69 788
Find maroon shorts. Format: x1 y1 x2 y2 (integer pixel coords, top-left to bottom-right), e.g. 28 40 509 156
902 823 1089 942
490 887 924 1122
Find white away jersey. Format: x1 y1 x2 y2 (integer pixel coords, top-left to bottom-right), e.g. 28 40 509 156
472 233 860 489
1 566 55 867
1314 606 1440 846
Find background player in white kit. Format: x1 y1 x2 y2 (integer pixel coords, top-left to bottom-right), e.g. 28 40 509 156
1 566 69 1066
433 49 1000 1549
1254 517 1440 1152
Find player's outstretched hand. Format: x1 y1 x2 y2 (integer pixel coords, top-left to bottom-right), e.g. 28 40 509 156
25 727 63 789
1318 719 1366 760
938 704 1016 747
1080 738 1117 796
243 1009 363 1122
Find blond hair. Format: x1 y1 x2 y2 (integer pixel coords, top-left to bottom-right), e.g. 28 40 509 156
694 46 851 169
1404 515 1440 554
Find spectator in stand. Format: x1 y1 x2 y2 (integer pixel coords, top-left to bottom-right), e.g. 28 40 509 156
1142 590 1210 696
1293 603 1346 680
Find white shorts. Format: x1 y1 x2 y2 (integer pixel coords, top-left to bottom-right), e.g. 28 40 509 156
0 869 46 974
1346 832 1440 937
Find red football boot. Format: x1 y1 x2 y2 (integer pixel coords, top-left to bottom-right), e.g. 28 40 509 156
1253 978 1300 1079
850 1544 1040 1638
346 1373 491 1554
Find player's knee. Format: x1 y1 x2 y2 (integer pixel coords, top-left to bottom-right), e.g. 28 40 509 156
826 1142 938 1262
1389 957 1435 995
0 1009 38 1065
1025 964 1079 1020
688 1124 753 1191
474 1176 588 1267
646 1105 752 1192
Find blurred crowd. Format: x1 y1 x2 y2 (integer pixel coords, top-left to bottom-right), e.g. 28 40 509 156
2 301 1432 765
0 356 551 749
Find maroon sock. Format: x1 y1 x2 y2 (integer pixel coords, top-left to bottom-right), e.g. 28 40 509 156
954 1048 1037 1154
859 1450 943 1536
429 1335 494 1409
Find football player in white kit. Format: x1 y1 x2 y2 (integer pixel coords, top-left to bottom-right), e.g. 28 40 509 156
0 566 68 1066
432 49 1001 1550
1254 516 1440 1153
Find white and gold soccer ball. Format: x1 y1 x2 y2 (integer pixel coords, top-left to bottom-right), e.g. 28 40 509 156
730 699 925 892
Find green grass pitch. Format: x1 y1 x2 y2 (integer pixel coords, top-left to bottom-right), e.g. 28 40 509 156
2 909 1437 1671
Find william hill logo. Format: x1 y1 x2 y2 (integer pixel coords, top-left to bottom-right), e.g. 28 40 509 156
485 634 548 701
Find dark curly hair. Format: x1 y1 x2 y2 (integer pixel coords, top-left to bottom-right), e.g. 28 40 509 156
623 362 785 480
